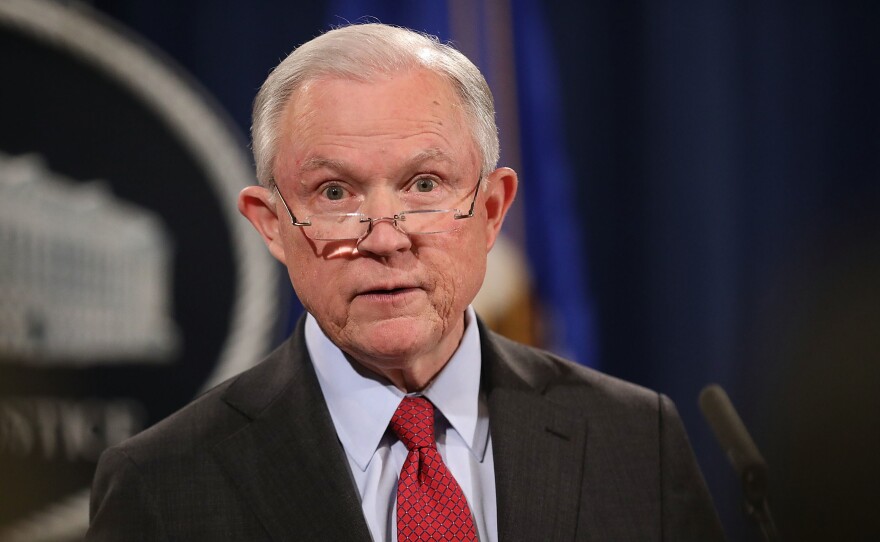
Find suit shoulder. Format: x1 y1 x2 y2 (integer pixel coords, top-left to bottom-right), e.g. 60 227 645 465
107 375 243 468
107 337 299 468
486 330 661 413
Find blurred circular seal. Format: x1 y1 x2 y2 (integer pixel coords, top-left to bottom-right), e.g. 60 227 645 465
0 0 278 539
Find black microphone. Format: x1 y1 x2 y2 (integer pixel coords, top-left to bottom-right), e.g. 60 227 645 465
699 384 779 541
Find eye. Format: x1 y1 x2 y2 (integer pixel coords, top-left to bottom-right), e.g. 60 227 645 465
413 177 437 193
322 184 346 200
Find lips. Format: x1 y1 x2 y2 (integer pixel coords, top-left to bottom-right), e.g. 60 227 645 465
354 279 422 296
368 288 407 295
357 285 420 296
352 282 424 309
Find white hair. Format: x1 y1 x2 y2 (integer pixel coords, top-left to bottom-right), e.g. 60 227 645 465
251 23 500 187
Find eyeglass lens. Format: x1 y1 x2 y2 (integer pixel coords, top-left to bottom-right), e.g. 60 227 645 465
308 209 459 240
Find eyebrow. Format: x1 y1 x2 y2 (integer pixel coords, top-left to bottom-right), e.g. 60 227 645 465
299 148 455 176
407 148 453 166
300 156 346 173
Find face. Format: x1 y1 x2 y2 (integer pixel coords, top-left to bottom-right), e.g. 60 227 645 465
240 68 516 388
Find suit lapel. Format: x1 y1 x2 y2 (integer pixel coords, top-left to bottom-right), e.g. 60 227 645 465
482 325 588 542
207 317 589 541
211 321 372 541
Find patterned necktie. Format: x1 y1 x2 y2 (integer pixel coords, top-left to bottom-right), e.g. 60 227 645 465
389 396 478 541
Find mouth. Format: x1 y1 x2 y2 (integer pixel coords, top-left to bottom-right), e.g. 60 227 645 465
358 286 419 296
354 285 423 306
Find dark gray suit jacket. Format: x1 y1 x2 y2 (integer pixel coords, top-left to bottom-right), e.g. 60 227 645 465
87 318 725 541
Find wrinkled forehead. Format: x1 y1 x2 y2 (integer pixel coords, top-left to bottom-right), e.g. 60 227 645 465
287 67 468 121
276 69 480 168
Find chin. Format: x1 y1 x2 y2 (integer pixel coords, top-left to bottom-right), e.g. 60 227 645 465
348 316 441 362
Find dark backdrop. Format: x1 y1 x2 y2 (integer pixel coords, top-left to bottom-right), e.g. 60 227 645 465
86 1 880 539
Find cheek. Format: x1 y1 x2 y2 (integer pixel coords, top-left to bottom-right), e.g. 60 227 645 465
426 231 487 309
284 236 337 313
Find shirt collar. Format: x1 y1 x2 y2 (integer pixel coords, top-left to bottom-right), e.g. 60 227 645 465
421 307 487 461
307 307 487 472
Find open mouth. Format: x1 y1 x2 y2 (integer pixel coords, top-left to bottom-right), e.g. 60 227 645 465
357 286 421 300
370 287 409 295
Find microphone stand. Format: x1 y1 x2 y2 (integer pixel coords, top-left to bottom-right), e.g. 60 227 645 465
700 384 780 542
741 466 779 542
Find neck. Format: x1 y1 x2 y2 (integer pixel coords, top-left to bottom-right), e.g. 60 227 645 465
344 314 469 393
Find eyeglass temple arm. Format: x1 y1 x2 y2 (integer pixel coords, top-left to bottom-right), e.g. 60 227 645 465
273 184 311 227
454 176 483 220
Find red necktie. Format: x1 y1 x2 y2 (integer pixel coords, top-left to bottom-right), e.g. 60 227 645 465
390 396 478 541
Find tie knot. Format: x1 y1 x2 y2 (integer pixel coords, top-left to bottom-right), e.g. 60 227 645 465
389 396 435 451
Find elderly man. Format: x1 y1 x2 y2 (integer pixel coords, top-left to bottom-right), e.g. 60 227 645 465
87 23 724 541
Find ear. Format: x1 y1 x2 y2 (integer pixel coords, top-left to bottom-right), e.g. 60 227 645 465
238 185 288 263
482 167 518 251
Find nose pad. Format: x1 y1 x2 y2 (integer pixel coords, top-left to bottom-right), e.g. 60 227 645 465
355 215 411 253
358 215 402 237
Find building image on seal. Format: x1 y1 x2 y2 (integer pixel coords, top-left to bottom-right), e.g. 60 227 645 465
0 151 179 365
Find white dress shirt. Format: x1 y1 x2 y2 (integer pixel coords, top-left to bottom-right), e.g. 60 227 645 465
307 307 497 542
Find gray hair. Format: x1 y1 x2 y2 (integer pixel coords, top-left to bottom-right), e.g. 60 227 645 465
251 23 499 187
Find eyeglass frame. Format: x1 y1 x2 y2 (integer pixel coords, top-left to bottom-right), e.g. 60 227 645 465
271 176 483 240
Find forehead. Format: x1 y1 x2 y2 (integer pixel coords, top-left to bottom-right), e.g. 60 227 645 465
275 69 478 177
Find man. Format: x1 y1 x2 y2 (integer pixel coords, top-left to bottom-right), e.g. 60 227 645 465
87 23 725 541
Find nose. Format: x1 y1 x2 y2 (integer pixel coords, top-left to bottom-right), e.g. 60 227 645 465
355 215 412 256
